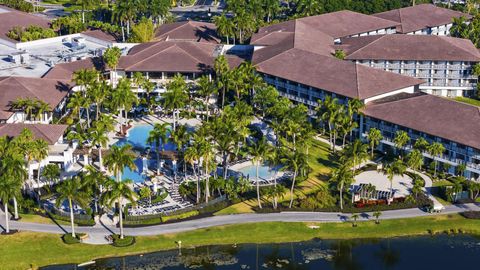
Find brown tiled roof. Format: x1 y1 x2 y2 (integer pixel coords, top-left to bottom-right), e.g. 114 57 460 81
0 77 71 120
81 29 118 43
341 35 480 61
252 10 398 44
363 93 480 150
373 4 471 33
0 5 51 43
43 58 105 80
118 41 225 73
0 123 67 145
255 48 423 100
154 21 220 44
299 10 398 38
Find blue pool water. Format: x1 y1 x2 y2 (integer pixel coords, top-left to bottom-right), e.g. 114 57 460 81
115 124 175 183
237 164 278 180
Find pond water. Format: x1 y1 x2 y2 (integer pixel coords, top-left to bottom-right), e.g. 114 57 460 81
41 235 480 269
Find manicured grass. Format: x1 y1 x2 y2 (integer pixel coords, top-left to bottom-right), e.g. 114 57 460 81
1 214 479 269
432 179 453 187
19 213 69 225
215 140 336 215
454 97 480 107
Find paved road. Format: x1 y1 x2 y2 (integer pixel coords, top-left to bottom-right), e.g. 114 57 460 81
1 203 479 237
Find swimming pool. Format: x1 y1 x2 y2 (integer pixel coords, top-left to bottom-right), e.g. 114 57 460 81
115 124 175 182
115 124 176 151
236 163 279 181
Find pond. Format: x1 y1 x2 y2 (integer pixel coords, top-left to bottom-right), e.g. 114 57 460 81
41 235 480 269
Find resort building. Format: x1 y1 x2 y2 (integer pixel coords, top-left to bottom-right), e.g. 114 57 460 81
361 93 480 180
251 10 399 45
0 76 72 124
0 123 75 179
154 20 220 44
115 40 247 93
373 4 471 35
339 35 480 97
251 8 480 180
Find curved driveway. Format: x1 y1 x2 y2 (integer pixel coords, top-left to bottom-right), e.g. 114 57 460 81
1 203 479 237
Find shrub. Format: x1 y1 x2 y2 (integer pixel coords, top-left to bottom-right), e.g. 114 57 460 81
162 210 199 223
461 211 480 219
0 0 34 12
7 25 57 42
112 235 135 247
62 233 85 244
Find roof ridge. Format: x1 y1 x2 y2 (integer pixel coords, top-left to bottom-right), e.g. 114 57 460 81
161 21 189 37
442 36 479 57
354 63 361 98
126 42 176 69
176 43 209 63
10 77 43 101
345 35 385 58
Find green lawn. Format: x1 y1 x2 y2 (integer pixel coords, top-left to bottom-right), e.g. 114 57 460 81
215 140 336 215
0 214 479 269
18 213 69 225
454 97 480 107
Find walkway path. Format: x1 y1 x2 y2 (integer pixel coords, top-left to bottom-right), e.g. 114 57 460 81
1 203 479 238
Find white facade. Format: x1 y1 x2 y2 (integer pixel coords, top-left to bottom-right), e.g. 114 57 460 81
355 60 478 97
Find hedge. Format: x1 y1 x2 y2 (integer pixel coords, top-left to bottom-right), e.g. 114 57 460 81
112 235 135 247
62 233 85 244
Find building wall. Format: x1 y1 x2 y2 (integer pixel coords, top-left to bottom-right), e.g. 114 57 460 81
405 23 453 36
360 116 480 180
335 27 397 43
355 59 478 97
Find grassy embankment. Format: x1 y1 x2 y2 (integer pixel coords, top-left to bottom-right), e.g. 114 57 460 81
1 214 479 270
216 140 337 214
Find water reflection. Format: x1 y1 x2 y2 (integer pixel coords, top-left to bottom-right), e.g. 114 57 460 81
42 235 480 270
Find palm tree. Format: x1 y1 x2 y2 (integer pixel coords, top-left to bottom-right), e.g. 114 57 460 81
340 140 369 172
163 75 189 125
32 139 49 200
414 137 429 152
0 145 27 220
82 165 106 213
248 137 270 209
196 76 216 121
214 55 230 109
67 92 85 124
281 150 307 208
384 159 406 195
213 13 235 44
104 144 137 183
103 47 122 84
76 0 99 23
0 176 21 234
427 142 446 177
198 138 214 203
367 128 382 158
101 178 136 239
407 150 424 173
184 146 200 203
89 125 109 172
41 164 60 187
373 211 382 224
171 124 190 173
56 177 88 238
330 163 355 210
393 131 410 158
113 0 137 40
147 123 170 175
